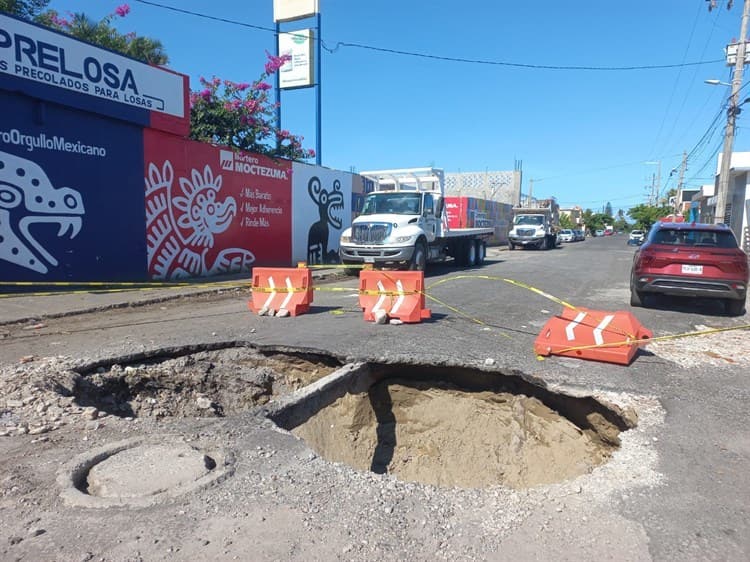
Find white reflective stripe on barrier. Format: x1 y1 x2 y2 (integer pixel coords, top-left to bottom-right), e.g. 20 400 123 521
263 277 277 310
565 311 587 341
593 315 615 346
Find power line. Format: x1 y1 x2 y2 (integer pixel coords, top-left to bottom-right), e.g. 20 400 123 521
132 0 723 72
647 1 704 158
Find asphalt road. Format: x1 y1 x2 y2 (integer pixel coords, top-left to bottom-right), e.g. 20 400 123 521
1 234 749 560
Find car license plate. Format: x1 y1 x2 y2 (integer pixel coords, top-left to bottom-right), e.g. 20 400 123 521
363 256 375 263
681 264 703 275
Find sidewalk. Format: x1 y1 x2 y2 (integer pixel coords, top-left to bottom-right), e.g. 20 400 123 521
0 268 346 326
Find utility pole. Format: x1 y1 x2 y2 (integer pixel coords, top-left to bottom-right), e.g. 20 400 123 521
715 0 750 227
528 178 534 206
676 150 687 213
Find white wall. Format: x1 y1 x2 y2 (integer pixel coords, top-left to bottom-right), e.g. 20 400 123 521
291 163 352 265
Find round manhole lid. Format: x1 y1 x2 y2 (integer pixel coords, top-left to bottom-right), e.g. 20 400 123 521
58 438 233 508
87 443 216 499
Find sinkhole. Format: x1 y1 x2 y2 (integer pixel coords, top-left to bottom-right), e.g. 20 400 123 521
269 362 637 490
74 345 342 418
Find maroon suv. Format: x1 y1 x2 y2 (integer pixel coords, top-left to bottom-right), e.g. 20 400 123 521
630 222 748 315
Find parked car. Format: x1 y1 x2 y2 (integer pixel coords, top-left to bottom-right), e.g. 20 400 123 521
595 229 605 237
630 222 748 315
628 229 645 246
573 229 585 241
559 229 574 243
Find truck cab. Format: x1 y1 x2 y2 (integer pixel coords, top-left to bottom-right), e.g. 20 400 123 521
507 201 560 250
339 168 492 270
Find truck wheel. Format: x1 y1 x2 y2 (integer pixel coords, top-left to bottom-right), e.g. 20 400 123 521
342 262 360 277
466 240 477 267
475 241 486 265
540 236 548 250
409 241 427 271
508 242 515 251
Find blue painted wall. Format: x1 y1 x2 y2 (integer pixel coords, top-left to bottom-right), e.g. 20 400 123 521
0 90 147 281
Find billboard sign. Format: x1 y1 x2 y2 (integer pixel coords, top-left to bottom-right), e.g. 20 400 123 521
279 30 314 89
0 14 188 124
273 0 319 22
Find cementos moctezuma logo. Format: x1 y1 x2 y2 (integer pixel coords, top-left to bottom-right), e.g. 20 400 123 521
0 14 185 117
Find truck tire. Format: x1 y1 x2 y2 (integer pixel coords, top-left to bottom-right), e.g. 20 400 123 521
540 236 548 250
409 241 427 271
466 240 477 267
508 242 515 251
475 240 486 265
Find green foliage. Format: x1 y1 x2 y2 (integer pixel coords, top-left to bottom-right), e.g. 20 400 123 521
604 201 612 217
559 213 575 229
582 209 614 233
38 5 168 65
0 0 49 18
627 204 673 230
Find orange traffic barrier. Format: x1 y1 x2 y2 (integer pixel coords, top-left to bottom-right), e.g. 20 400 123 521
359 270 431 323
533 307 652 365
248 267 313 317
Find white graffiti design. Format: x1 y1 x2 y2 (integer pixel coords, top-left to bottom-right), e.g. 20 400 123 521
144 160 255 279
0 150 84 274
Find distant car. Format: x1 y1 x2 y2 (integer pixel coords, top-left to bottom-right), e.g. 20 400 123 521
604 229 614 236
628 230 645 246
595 229 604 237
573 229 585 241
559 229 574 242
630 222 748 315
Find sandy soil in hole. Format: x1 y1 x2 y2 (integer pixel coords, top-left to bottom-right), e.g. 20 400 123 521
293 380 615 489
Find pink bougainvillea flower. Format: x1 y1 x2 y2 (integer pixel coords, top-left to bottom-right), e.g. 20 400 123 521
235 82 250 91
199 89 212 101
243 99 258 112
51 14 71 27
114 4 130 17
255 82 272 91
308 149 316 157
264 51 291 74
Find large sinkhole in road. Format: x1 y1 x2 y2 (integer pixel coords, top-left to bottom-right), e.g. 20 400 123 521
75 346 342 418
272 362 637 490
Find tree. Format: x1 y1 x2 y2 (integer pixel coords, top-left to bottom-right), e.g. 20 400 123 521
189 54 314 161
559 213 575 229
0 0 49 18
38 4 168 65
604 201 613 217
627 204 673 231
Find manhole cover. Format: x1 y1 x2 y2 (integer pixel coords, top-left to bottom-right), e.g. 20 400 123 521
58 438 233 508
87 443 217 499
270 362 636 490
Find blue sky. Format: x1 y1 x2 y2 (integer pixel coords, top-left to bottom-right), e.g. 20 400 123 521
47 0 748 213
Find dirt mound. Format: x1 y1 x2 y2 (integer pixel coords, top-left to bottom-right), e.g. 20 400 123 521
293 378 617 489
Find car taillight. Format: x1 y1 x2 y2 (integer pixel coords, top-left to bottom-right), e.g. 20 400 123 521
638 250 661 268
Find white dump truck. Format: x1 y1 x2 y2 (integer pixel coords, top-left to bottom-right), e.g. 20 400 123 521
339 168 494 270
507 199 561 250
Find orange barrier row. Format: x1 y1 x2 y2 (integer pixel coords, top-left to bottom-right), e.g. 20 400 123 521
534 307 652 365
